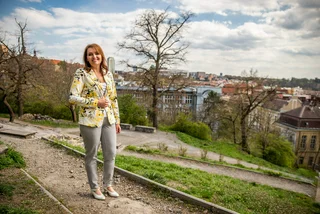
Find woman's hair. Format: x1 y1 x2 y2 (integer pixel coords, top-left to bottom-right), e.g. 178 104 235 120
83 43 108 72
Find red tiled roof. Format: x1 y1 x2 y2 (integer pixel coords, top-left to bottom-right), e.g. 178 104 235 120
50 59 61 65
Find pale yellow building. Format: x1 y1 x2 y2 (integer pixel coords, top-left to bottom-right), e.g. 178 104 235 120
276 105 320 169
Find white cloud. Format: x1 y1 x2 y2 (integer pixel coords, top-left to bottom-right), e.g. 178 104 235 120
298 0 320 8
186 20 275 51
264 3 320 38
177 0 280 15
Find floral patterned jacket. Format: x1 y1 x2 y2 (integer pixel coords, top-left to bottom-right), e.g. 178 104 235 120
69 68 120 127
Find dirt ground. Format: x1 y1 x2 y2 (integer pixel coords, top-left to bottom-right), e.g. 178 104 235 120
0 119 209 214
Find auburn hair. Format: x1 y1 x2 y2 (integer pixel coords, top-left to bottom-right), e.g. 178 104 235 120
83 43 108 72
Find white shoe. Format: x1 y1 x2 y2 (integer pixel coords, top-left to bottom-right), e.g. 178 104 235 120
91 189 106 200
105 187 119 198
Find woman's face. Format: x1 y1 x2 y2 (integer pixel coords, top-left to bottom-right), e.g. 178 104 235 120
86 47 102 68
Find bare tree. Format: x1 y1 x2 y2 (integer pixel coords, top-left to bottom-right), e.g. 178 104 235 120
219 70 277 153
237 70 277 153
118 8 194 128
0 20 43 120
0 33 15 121
57 60 82 122
198 91 222 131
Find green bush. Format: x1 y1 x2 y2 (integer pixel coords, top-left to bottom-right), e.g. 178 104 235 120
170 113 211 141
24 101 72 120
51 105 72 120
263 134 295 168
24 101 52 115
118 94 148 126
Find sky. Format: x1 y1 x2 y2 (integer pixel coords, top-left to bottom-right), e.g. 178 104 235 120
0 0 319 79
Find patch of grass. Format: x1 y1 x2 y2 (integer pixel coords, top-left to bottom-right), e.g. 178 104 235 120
0 183 15 197
122 143 309 181
0 204 38 214
296 167 317 179
0 147 26 170
263 170 281 177
115 154 319 214
0 113 10 118
23 119 79 128
175 131 317 180
143 172 167 184
125 145 161 154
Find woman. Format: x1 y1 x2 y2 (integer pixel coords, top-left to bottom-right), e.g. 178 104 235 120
69 43 121 200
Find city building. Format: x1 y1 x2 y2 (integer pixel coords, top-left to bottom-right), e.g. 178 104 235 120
116 85 221 122
276 105 320 169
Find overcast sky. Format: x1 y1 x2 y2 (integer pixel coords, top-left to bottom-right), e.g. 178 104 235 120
0 0 319 79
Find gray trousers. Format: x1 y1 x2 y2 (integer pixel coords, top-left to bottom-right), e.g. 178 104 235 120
80 117 116 190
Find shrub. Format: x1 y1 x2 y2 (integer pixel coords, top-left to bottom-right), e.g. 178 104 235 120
178 144 187 156
200 149 208 160
263 134 295 168
24 101 72 120
157 143 168 152
118 94 148 126
170 113 211 141
51 105 72 120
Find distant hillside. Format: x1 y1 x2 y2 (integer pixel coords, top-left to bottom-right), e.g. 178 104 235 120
225 75 320 91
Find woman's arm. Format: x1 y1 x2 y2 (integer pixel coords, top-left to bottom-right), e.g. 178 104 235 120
69 68 99 108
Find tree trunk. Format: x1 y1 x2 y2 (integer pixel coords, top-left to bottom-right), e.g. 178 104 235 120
17 63 24 117
261 138 267 159
232 120 237 144
240 117 249 153
2 94 15 122
17 87 23 117
152 88 158 128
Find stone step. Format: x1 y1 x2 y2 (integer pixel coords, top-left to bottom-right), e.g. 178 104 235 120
0 128 37 139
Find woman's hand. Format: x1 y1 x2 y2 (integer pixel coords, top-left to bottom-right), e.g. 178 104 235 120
97 97 110 108
116 124 121 134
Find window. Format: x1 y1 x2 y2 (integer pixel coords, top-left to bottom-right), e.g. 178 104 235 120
164 95 174 103
185 95 192 104
299 157 304 165
308 157 314 166
310 135 316 150
300 135 307 149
